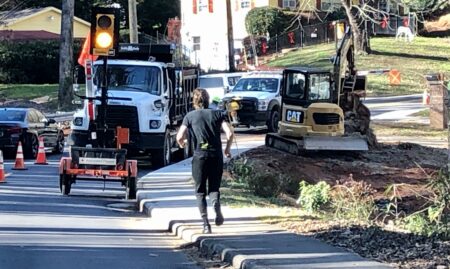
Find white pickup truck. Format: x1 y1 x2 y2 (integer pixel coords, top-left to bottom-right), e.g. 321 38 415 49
218 71 282 132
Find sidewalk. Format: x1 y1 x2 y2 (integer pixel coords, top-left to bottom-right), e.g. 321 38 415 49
136 142 391 269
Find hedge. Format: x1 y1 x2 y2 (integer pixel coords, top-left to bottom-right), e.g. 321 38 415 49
0 39 82 84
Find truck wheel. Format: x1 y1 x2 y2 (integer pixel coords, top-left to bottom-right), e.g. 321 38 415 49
152 131 171 168
125 177 136 200
268 109 280 133
59 173 72 195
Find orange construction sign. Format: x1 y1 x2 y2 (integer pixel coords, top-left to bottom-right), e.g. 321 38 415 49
388 69 401 86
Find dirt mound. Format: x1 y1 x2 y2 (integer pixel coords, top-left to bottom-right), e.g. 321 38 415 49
1 99 54 113
239 143 446 205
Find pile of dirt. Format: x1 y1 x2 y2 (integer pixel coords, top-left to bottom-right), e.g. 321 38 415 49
0 99 53 113
240 143 446 209
239 143 448 268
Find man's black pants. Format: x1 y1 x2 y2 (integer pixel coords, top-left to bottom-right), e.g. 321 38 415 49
192 154 223 220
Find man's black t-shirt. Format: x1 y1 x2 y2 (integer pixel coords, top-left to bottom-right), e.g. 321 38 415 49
182 109 226 157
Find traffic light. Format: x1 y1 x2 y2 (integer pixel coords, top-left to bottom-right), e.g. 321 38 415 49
90 7 119 56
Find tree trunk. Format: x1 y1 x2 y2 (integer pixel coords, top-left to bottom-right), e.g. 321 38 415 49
341 0 369 54
58 0 74 111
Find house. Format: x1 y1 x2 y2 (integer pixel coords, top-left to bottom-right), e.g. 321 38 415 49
181 0 346 71
0 7 90 41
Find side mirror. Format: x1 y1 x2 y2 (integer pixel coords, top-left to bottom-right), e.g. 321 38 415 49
154 100 164 109
48 118 56 124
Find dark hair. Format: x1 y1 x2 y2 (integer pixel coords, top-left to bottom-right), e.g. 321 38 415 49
192 88 209 109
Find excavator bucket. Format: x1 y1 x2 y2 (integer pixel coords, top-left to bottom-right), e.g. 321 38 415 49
303 136 368 151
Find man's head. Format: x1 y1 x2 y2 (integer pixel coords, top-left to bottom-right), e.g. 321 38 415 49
193 88 209 109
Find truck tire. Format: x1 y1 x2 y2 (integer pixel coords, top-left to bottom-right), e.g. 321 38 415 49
268 109 280 133
152 131 171 168
125 177 136 200
59 173 72 196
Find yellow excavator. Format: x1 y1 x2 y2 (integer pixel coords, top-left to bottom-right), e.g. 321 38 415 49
265 27 373 154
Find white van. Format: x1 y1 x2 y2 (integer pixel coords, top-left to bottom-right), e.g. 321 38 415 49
199 72 246 105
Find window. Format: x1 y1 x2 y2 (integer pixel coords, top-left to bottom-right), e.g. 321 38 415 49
199 77 224 88
94 65 161 96
198 0 208 12
282 0 297 9
193 36 200 51
233 78 279 93
27 110 39 123
321 0 341 11
308 74 331 101
0 110 26 122
241 0 250 8
227 76 241 86
286 73 305 99
34 110 46 123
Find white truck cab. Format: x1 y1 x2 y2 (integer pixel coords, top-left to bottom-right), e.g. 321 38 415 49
69 44 199 168
219 71 282 132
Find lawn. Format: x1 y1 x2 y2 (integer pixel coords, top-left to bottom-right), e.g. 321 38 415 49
267 36 450 96
0 84 59 100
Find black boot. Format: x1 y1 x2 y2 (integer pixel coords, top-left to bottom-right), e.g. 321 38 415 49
210 192 224 226
203 221 212 234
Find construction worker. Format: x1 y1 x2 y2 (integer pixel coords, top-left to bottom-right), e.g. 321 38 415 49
176 88 234 234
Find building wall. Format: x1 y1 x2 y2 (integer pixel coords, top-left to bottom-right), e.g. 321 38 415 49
182 0 275 71
0 9 90 38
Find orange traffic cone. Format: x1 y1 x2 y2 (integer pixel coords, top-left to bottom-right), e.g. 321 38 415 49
35 137 48 165
12 141 27 170
0 150 6 183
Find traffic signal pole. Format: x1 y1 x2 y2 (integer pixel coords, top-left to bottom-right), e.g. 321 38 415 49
128 0 138 43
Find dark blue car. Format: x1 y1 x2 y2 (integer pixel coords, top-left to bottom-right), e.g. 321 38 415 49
0 108 65 159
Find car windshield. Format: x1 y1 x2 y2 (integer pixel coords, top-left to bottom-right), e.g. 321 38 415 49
200 77 223 88
0 110 26 121
232 78 278 92
94 65 161 95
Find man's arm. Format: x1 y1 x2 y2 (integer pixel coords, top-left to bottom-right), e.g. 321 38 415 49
176 125 188 148
221 121 234 158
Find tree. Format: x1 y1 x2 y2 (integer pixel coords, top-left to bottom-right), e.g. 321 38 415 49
245 6 288 37
58 0 74 110
136 0 180 37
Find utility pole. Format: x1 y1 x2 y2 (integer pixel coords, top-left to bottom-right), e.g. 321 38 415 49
226 0 236 72
128 0 138 43
58 0 74 110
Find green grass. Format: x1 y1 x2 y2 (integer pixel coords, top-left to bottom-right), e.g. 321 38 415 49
411 108 430 117
372 122 447 138
0 84 59 100
268 37 450 96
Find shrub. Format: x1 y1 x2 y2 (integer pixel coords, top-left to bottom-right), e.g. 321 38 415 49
0 39 82 84
331 179 376 221
296 181 331 213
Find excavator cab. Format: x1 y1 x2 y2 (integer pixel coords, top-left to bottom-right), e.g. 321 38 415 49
266 66 369 153
279 68 344 139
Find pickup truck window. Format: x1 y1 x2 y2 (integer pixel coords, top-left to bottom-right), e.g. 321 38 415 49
233 78 278 93
94 65 161 96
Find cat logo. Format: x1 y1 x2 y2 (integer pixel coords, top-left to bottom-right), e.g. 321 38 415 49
286 110 303 123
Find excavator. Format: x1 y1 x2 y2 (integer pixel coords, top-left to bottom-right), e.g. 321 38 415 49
265 27 375 154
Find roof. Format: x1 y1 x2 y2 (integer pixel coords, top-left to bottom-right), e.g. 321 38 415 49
200 72 247 78
0 7 90 27
0 30 59 40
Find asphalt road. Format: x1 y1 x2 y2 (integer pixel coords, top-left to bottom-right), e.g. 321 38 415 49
0 152 199 269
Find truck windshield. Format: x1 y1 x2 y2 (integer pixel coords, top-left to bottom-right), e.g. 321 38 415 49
94 65 161 95
232 78 278 92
